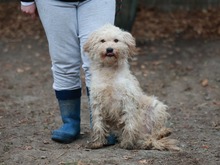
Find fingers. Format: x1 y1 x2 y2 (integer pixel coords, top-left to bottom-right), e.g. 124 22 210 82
21 4 38 19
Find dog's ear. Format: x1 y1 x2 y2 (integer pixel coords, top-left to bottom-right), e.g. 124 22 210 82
83 32 98 54
83 35 92 53
123 31 137 57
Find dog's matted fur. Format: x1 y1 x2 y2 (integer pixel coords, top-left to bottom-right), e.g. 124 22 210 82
84 24 179 150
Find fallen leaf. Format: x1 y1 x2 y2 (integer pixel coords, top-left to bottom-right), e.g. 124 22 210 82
213 101 220 106
152 60 162 66
16 68 24 73
77 160 86 165
202 145 209 149
201 79 209 87
41 156 47 159
24 146 33 150
43 140 50 144
139 159 148 164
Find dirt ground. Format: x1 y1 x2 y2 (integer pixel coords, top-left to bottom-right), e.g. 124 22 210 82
0 2 220 165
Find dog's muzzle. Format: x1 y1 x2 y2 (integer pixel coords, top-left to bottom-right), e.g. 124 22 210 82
106 47 115 57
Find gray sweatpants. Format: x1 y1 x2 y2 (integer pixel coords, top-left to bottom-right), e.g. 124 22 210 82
35 0 116 91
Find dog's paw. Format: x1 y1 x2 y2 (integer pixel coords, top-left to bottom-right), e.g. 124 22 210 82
119 141 135 150
87 141 104 149
153 127 172 140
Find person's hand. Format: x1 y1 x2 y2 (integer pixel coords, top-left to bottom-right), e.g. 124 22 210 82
21 3 38 19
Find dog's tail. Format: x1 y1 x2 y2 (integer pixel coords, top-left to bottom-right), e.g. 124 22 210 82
147 137 180 151
138 127 181 151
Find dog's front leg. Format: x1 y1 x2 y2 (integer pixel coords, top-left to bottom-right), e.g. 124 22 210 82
119 110 139 150
88 107 108 149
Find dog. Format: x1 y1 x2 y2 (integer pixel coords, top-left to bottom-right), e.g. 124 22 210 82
84 24 179 150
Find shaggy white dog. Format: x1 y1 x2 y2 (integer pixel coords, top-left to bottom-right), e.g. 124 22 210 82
84 24 179 150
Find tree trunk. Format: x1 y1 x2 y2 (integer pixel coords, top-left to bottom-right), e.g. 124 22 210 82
115 0 138 32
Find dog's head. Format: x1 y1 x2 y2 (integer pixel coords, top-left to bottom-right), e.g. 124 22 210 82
84 24 137 66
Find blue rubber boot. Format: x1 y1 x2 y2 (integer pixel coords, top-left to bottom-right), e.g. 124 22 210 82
87 87 117 145
51 89 81 144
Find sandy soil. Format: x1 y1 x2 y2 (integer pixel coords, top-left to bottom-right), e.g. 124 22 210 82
0 2 220 165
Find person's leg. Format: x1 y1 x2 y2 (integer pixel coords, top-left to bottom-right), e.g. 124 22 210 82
78 0 116 88
78 0 116 145
35 0 82 143
36 0 81 90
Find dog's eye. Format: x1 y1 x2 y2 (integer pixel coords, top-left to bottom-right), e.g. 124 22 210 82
100 39 105 43
114 39 119 43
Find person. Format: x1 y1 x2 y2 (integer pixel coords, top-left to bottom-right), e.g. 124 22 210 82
20 0 116 144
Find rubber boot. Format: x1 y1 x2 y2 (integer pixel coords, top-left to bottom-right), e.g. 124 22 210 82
51 89 81 144
86 87 117 145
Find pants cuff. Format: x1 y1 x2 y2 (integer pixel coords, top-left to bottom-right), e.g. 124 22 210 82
55 88 81 100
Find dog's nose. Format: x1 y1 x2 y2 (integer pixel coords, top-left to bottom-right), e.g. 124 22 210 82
106 47 113 53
